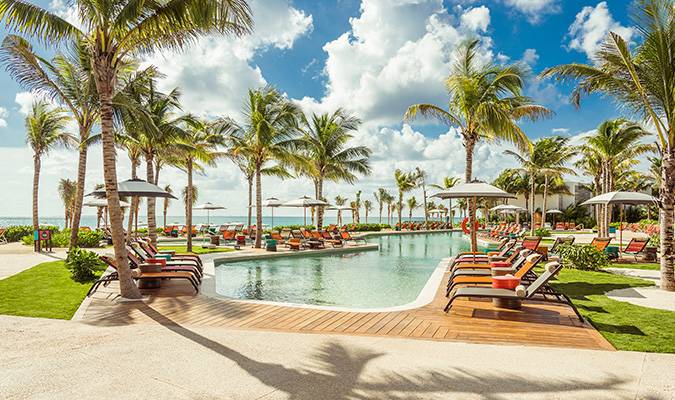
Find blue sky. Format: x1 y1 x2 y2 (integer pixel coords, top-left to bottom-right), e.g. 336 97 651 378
0 0 642 218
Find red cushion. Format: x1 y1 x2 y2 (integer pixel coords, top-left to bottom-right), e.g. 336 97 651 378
146 258 167 267
492 276 521 289
490 262 511 269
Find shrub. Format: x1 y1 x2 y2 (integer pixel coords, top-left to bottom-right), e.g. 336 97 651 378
534 227 551 237
20 228 102 248
4 225 34 242
66 247 103 282
649 232 660 248
267 224 316 232
557 244 611 271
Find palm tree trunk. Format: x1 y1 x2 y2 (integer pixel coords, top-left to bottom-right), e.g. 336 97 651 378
145 154 157 247
32 155 40 251
93 57 141 299
154 162 161 185
464 137 477 251
397 190 403 227
542 176 550 229
247 176 253 229
378 202 382 224
660 152 675 291
255 164 262 248
68 135 88 250
530 176 536 236
316 178 324 231
186 161 193 252
126 162 138 246
163 205 167 230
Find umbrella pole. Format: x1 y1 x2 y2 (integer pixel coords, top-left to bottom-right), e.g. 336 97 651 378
620 203 623 249
304 207 307 227
271 208 274 230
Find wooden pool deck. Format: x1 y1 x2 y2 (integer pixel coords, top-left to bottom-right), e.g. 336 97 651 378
77 267 614 351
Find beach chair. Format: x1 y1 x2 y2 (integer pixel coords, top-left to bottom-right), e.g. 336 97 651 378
444 262 584 322
555 223 564 230
0 228 7 245
137 238 203 268
446 253 545 294
280 228 292 240
339 230 367 244
86 271 119 296
126 249 202 280
312 230 342 247
163 226 172 236
521 236 542 251
448 249 532 283
269 231 287 246
615 237 650 261
99 255 200 292
590 237 612 251
81 226 91 232
549 236 575 254
451 240 517 267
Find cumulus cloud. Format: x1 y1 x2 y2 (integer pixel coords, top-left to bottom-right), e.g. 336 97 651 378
297 0 494 127
0 107 7 127
521 48 539 65
567 2 635 61
138 0 313 121
504 0 561 23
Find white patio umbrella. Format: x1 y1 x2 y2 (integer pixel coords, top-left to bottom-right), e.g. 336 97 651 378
83 199 131 228
193 202 226 225
546 209 563 228
432 182 516 253
326 205 354 225
249 197 283 229
581 191 658 248
280 196 329 226
490 204 526 223
427 209 448 221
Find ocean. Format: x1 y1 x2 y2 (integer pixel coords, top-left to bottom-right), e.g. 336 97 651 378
0 215 455 229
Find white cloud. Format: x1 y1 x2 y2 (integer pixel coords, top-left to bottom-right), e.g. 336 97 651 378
297 0 494 126
567 2 635 61
15 92 35 115
138 0 313 121
0 106 7 127
504 0 561 23
521 48 539 65
551 128 569 135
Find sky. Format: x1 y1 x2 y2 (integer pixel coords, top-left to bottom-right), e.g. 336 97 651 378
0 0 644 220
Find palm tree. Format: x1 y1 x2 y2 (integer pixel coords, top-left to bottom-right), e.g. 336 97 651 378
385 193 395 225
93 183 106 228
182 185 198 232
394 169 417 227
541 0 675 290
405 39 552 246
363 200 373 223
25 101 74 241
0 0 252 298
413 168 429 224
407 196 419 223
373 188 389 224
334 195 347 226
0 36 99 250
58 178 77 229
353 190 362 224
575 149 604 229
225 86 302 248
535 136 577 229
295 109 371 231
162 185 172 230
430 176 461 224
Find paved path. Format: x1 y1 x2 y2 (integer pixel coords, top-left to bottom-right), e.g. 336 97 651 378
1 314 674 399
0 242 109 280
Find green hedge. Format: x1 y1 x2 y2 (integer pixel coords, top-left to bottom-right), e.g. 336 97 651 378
21 228 102 248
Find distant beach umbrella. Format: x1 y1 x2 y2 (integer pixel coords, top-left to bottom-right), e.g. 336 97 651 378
280 196 329 226
249 197 283 228
193 202 226 225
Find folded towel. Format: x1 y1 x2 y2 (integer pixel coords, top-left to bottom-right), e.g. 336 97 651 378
515 285 526 297
526 253 540 263
131 268 141 278
545 262 559 273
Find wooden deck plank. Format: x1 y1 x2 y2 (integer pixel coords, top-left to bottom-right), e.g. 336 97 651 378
79 268 615 351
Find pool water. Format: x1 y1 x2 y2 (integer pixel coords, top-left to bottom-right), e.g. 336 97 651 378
214 232 478 309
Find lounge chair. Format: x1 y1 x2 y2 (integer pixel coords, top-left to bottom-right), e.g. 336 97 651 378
280 229 292 240
447 249 532 286
521 236 542 251
339 230 367 244
590 237 612 251
446 253 545 294
99 255 200 292
137 239 203 268
444 262 585 322
86 270 119 297
312 230 342 247
0 228 7 245
612 237 650 261
549 236 575 254
269 231 287 246
126 250 202 280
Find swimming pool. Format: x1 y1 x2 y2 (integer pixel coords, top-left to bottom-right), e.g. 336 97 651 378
213 231 480 309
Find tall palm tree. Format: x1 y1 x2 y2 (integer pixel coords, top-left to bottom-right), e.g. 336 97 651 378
334 195 347 226
405 39 552 246
407 196 419 223
582 119 653 235
385 193 395 225
295 109 371 231
430 176 461 224
162 185 172 230
541 0 675 290
353 190 362 224
373 188 389 224
575 149 604 229
535 136 577 229
363 200 373 223
0 0 252 298
413 168 429 224
0 36 99 250
225 86 301 248
394 169 416 227
25 100 74 238
58 178 77 229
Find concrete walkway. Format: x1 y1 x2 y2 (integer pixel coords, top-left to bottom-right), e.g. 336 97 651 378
0 242 110 280
1 314 674 399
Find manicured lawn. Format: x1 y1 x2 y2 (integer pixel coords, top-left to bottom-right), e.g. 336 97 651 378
540 266 675 353
606 263 660 270
157 245 236 254
0 261 106 320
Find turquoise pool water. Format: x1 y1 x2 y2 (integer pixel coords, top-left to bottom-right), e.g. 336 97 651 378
214 232 478 309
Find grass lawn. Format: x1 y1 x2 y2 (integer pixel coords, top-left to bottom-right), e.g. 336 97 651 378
0 260 106 319
157 245 236 255
605 263 660 270
539 266 675 353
